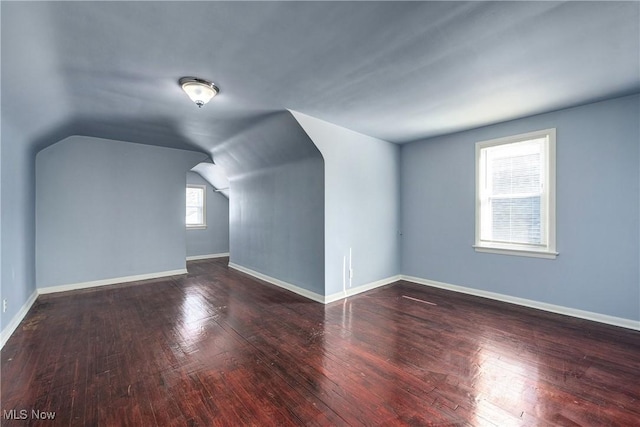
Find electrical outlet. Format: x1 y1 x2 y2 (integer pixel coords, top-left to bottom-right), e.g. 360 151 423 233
2 299 7 313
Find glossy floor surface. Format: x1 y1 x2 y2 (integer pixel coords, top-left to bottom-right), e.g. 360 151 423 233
2 258 639 426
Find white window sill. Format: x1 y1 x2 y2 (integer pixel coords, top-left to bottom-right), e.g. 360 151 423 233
473 244 558 259
187 225 207 230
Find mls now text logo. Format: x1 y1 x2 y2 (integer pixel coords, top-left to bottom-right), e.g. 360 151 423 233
3 409 56 420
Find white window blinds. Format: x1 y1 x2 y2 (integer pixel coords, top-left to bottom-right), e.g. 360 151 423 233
481 139 545 246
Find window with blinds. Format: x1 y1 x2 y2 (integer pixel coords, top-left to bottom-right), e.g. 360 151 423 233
475 129 557 259
186 185 206 228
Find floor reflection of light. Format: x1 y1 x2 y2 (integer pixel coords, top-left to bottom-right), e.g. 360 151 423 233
179 291 208 346
341 298 352 332
473 341 539 426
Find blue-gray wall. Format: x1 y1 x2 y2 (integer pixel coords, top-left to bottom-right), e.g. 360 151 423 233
186 172 229 258
229 158 324 294
212 112 325 295
36 136 205 288
401 94 640 321
1 123 37 332
292 111 400 296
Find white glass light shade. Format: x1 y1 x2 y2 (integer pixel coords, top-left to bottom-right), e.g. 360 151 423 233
179 77 219 108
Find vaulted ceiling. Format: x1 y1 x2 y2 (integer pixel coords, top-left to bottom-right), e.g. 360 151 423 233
2 1 639 159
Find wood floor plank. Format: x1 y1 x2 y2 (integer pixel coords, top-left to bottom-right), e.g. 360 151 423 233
2 257 639 425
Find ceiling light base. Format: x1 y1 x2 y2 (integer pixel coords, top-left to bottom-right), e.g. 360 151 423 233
179 77 219 108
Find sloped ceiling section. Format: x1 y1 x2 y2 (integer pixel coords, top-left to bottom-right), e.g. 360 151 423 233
209 111 324 179
191 163 230 199
191 111 322 197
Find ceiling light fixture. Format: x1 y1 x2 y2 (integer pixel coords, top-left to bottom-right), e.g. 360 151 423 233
179 77 219 108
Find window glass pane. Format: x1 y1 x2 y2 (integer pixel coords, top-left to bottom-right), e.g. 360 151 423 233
186 187 203 207
491 153 540 195
481 138 545 246
491 196 541 244
186 186 205 226
186 207 203 225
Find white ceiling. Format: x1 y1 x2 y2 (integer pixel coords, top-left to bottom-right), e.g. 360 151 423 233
2 1 638 156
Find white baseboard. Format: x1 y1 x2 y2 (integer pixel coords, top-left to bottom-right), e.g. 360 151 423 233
38 269 188 295
228 262 400 305
186 252 230 261
7 269 634 352
228 262 326 303
324 275 401 304
1 290 38 350
401 275 640 331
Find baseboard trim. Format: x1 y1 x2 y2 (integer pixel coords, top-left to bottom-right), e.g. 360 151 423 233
187 252 230 261
0 290 38 350
38 269 188 295
228 263 326 303
400 275 640 331
324 275 401 304
228 262 400 305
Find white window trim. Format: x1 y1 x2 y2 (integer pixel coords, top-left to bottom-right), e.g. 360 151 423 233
474 128 557 259
186 184 207 229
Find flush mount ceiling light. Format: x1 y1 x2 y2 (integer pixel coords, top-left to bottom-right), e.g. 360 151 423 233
179 77 219 108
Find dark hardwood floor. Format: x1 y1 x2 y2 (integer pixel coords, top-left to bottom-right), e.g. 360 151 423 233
2 258 639 426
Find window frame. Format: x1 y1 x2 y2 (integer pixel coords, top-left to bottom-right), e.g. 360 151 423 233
186 184 207 229
474 128 557 259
